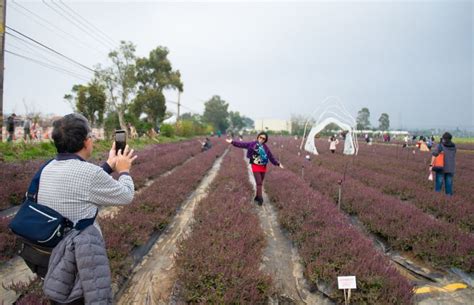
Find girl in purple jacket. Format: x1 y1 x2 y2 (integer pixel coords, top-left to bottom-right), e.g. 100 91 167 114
226 132 284 205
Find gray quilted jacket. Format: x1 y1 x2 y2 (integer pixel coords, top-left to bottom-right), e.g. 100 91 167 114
43 225 112 304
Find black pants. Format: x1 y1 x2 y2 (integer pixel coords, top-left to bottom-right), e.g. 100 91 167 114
7 130 14 142
253 172 266 199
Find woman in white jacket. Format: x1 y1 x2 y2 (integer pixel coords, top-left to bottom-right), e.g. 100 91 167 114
328 136 339 154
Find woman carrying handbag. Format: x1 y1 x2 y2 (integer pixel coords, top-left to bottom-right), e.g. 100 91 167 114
430 132 456 195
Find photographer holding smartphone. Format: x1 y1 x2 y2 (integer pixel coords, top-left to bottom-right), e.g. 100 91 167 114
37 113 137 305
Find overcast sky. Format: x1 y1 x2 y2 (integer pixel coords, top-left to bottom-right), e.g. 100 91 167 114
4 0 473 129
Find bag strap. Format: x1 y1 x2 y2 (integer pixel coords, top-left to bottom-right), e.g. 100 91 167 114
26 159 55 202
74 208 99 231
25 158 97 231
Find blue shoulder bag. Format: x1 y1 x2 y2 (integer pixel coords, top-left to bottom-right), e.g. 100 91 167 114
9 159 97 248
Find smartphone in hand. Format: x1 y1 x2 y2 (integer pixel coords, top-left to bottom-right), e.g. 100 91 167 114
115 130 126 154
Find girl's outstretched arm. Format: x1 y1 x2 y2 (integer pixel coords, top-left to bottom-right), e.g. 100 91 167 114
227 138 253 149
266 148 281 166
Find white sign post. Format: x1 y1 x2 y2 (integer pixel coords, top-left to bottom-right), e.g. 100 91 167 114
338 276 357 305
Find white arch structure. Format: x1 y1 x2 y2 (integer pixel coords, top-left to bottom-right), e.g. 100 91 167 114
301 97 359 155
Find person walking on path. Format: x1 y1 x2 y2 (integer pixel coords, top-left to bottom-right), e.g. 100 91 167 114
226 132 283 205
328 136 339 154
6 113 16 142
31 120 38 141
430 132 456 196
23 117 32 142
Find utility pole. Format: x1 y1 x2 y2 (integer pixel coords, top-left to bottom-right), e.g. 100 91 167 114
398 111 403 130
176 91 181 122
0 0 6 141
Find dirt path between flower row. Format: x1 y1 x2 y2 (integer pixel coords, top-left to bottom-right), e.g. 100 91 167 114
244 155 333 305
115 149 228 305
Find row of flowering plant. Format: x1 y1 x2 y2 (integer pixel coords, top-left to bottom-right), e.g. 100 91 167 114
101 140 226 282
312 148 474 232
277 147 474 273
277 137 473 231
264 166 413 304
175 148 272 304
128 140 202 188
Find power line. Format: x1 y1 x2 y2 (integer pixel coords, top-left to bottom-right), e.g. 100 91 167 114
6 49 91 81
5 26 96 73
5 29 96 75
41 0 113 50
7 41 59 64
6 49 90 81
181 104 199 113
50 0 115 48
6 48 90 80
9 0 106 57
166 100 200 114
57 0 117 47
6 30 71 66
7 40 87 76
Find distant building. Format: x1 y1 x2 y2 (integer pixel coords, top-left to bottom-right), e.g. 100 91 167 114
255 119 292 133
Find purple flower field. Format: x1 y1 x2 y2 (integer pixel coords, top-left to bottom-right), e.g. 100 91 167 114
272 138 474 272
304 142 474 232
3 136 473 304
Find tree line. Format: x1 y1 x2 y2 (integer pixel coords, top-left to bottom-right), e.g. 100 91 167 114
65 41 253 138
290 108 391 136
356 107 390 131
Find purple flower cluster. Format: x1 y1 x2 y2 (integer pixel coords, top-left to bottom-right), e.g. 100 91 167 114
175 148 271 303
100 141 227 281
4 275 48 304
0 216 17 262
264 168 413 304
0 159 44 210
277 145 474 272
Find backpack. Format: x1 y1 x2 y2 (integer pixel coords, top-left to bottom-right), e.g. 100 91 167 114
432 144 444 172
9 159 97 277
